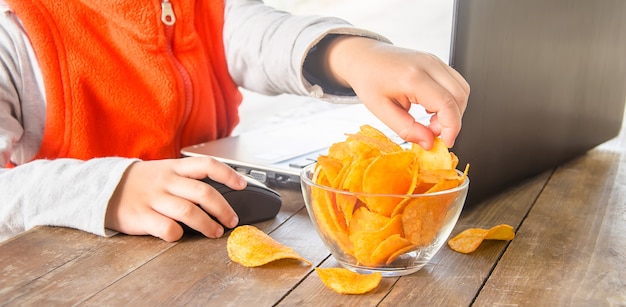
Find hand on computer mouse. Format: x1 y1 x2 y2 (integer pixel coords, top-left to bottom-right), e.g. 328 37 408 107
104 156 247 242
199 176 282 228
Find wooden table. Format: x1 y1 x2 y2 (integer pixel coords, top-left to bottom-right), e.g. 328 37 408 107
1 130 624 306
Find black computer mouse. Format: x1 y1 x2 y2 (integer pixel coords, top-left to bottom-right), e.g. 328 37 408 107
195 175 282 228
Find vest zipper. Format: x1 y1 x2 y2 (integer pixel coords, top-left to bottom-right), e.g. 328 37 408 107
161 0 193 156
161 0 176 25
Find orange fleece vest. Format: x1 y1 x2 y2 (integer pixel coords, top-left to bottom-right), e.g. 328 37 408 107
7 0 242 160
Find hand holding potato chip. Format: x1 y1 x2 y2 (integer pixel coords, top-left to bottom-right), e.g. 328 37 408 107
314 36 470 149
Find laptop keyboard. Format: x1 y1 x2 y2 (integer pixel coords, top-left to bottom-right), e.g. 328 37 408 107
288 152 321 169
287 138 411 170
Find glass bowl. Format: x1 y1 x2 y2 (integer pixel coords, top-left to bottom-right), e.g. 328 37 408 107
300 163 469 277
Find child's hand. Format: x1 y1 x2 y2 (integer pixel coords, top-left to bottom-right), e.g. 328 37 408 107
105 157 246 242
322 36 470 149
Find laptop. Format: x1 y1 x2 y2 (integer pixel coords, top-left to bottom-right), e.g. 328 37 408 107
182 102 430 186
182 0 626 206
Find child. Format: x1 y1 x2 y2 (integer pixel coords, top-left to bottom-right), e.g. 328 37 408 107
0 0 469 242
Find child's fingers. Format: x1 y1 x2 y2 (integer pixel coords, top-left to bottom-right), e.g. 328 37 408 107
408 76 465 147
421 61 469 147
429 114 442 136
150 194 226 239
435 60 470 113
164 175 239 229
131 208 185 242
171 156 247 191
363 97 435 149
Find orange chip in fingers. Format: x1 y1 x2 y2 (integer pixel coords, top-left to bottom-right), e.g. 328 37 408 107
450 152 460 169
315 268 382 295
227 225 312 267
411 137 455 171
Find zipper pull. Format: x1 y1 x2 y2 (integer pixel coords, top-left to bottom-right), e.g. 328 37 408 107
161 0 176 26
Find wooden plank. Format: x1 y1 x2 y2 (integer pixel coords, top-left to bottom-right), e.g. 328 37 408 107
474 148 626 306
0 185 304 305
0 227 105 300
81 190 328 306
279 171 552 306
0 227 174 305
277 256 399 306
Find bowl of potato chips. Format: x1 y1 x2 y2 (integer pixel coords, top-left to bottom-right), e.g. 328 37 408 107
300 125 469 277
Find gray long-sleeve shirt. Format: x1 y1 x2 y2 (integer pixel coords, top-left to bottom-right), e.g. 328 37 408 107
0 0 387 242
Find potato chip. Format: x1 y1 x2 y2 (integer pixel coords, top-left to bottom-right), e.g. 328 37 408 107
386 243 418 265
350 214 403 266
315 268 382 295
354 124 395 141
401 197 449 247
411 180 436 195
450 152 460 169
336 193 358 227
344 125 402 153
327 141 353 164
446 228 489 254
390 197 412 217
411 137 455 171
227 225 311 267
370 234 413 266
313 164 332 187
348 206 391 234
362 151 417 216
345 132 402 154
427 178 464 193
310 186 353 255
447 224 515 254
337 156 375 225
315 155 344 186
331 162 351 190
419 169 461 184
340 156 375 193
485 224 515 240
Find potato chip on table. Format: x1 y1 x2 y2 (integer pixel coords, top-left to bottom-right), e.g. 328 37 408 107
227 225 311 267
315 267 382 294
447 224 516 254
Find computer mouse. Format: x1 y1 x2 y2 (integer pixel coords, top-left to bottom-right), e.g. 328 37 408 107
196 175 282 228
